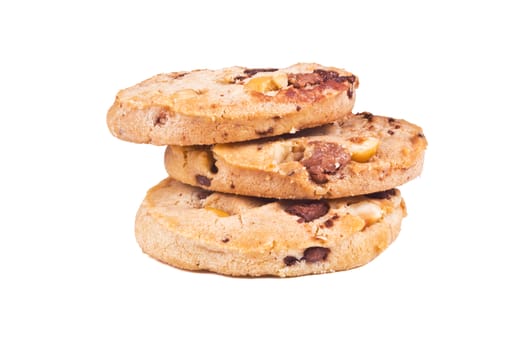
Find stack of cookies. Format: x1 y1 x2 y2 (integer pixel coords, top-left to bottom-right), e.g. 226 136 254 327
107 63 427 277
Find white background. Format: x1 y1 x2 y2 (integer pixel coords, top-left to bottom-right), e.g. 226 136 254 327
1 1 523 348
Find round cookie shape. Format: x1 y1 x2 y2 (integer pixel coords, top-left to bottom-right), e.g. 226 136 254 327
164 112 428 199
107 63 358 145
135 178 406 277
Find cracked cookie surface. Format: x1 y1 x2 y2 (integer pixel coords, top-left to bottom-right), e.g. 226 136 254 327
164 113 427 199
107 63 358 145
135 178 406 277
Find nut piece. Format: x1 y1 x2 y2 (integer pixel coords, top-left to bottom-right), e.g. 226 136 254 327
347 137 379 162
271 72 288 90
244 72 288 93
347 201 383 226
271 142 293 165
171 89 199 100
204 206 230 217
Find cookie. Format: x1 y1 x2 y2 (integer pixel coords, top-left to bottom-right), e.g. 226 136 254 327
164 112 427 199
107 63 358 145
135 178 406 277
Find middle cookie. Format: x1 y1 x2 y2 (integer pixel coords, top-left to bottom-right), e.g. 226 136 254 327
165 112 427 199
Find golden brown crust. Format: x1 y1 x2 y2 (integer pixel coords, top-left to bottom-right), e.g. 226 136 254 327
107 63 358 145
135 178 406 277
164 113 428 199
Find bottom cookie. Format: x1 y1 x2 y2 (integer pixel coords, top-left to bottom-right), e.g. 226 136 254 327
135 178 407 277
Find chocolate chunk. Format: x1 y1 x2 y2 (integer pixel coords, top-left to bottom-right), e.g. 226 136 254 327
324 219 334 228
255 127 274 136
196 190 212 199
301 141 350 184
388 130 395 135
335 75 356 84
154 111 168 126
233 75 247 82
313 69 340 81
204 150 218 174
243 68 278 77
285 201 329 222
366 189 397 199
221 238 230 243
195 175 211 187
345 75 357 84
234 68 279 83
358 112 374 120
333 75 348 83
288 73 324 88
314 69 355 87
302 247 330 263
283 256 299 266
288 69 355 89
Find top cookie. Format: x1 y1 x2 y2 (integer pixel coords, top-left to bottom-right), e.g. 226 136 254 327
107 63 358 145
